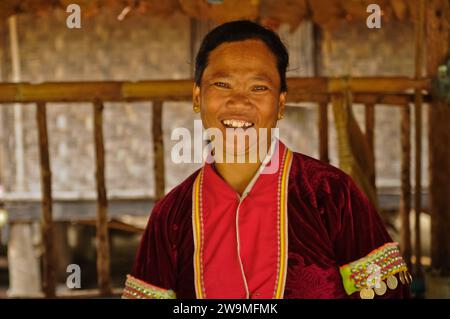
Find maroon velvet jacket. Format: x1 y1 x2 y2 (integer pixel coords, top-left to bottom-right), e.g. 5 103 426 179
131 152 409 298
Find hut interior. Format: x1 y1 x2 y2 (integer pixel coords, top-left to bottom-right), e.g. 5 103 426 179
0 0 449 298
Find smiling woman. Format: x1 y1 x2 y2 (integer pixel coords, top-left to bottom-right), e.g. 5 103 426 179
123 20 411 299
197 39 283 171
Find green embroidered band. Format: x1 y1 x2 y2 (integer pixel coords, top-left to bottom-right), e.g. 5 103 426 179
122 275 176 299
339 242 412 299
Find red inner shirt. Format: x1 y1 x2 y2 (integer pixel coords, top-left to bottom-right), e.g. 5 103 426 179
199 140 286 298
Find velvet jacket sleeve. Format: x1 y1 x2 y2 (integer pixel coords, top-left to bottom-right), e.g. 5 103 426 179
331 174 410 298
130 198 177 291
285 153 410 299
124 170 198 299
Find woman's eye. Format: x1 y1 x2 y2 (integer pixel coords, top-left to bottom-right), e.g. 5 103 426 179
213 82 230 88
252 85 268 92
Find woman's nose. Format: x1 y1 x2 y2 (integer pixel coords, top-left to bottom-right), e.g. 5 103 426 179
226 92 252 108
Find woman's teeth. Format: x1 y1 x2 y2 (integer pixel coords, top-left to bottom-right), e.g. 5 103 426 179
222 119 254 128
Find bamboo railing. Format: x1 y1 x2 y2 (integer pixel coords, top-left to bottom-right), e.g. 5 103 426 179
0 77 430 297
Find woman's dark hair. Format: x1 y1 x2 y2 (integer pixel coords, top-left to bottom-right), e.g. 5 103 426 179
194 20 289 92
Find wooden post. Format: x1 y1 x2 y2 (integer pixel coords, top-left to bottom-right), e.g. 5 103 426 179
413 0 426 277
93 99 111 296
7 222 43 297
36 101 55 298
152 101 165 199
318 102 329 163
427 0 450 272
400 104 412 270
364 103 376 188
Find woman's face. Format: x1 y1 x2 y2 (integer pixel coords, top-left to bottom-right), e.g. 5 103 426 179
193 39 286 160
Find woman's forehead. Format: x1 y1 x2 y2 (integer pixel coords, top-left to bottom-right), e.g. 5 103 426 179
204 39 279 81
208 39 277 64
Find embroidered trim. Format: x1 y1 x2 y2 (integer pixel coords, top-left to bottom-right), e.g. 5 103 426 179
192 169 205 299
339 242 410 296
122 275 176 299
273 148 292 299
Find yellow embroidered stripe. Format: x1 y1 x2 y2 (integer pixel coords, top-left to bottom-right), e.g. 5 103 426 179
192 169 204 299
275 149 292 299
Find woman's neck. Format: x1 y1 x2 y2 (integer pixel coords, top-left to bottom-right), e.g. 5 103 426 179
214 161 261 196
212 136 276 196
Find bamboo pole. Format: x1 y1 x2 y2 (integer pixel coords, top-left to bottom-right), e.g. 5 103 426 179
36 101 55 298
288 93 431 105
326 77 429 93
318 102 329 162
0 78 431 103
152 101 165 200
92 99 111 296
364 103 376 188
400 103 412 270
413 0 425 278
0 90 429 106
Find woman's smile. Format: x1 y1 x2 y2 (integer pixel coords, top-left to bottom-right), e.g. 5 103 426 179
221 119 255 129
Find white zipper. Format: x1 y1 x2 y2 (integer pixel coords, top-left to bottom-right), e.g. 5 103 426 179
235 193 250 299
233 137 279 299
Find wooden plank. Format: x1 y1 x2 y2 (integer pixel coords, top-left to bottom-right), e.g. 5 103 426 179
74 219 145 234
152 101 165 200
288 93 431 105
318 102 329 162
327 77 430 93
2 287 123 299
0 78 431 103
36 101 55 298
364 103 376 188
4 192 426 222
4 197 156 222
92 99 111 296
55 288 124 299
400 103 412 270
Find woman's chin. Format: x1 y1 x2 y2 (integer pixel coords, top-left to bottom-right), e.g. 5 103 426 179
220 140 260 163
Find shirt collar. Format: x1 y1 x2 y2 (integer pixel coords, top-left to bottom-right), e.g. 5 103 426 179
203 137 285 200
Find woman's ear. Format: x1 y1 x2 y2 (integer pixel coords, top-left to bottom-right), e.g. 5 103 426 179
193 84 201 105
192 84 201 113
278 91 287 119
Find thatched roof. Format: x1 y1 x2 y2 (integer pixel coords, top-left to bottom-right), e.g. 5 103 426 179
0 0 423 31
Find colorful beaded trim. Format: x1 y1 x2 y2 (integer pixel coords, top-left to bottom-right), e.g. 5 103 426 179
122 275 176 299
339 242 409 296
